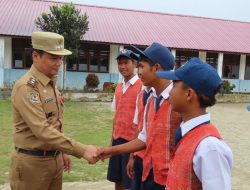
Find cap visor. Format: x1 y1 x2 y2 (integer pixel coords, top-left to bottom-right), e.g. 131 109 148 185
116 55 132 60
45 49 72 56
156 71 180 80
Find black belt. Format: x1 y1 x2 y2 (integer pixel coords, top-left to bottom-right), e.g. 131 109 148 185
15 147 60 157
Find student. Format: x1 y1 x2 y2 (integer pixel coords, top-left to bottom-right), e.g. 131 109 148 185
100 42 182 190
126 64 153 190
108 49 142 190
156 57 233 190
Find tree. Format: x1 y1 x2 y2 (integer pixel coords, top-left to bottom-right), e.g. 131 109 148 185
35 3 89 90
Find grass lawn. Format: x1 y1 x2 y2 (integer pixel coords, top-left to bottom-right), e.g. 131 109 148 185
0 100 113 184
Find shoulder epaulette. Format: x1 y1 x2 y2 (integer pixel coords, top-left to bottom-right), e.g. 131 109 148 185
27 77 38 88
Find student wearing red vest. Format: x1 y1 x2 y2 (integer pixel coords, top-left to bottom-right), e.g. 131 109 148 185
108 49 142 190
156 57 233 190
100 42 182 190
126 65 153 190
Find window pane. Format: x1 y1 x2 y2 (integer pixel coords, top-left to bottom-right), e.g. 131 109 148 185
13 53 23 68
89 50 98 72
79 50 88 71
175 51 199 68
67 56 77 70
24 48 33 68
206 53 218 69
223 54 240 79
99 50 109 72
245 56 250 80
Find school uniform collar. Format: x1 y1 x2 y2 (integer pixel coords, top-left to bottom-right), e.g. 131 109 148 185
122 74 139 86
152 82 173 100
143 86 154 93
30 65 55 87
180 113 211 136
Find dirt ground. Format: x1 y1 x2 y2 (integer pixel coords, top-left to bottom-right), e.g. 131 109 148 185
1 103 249 190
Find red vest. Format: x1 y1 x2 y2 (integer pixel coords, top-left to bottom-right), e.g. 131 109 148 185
142 97 181 186
113 79 142 141
134 90 147 158
166 124 222 190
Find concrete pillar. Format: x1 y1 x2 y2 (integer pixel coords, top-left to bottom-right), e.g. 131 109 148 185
4 37 12 69
239 54 246 80
171 49 176 58
217 53 224 78
0 38 5 88
199 51 207 62
109 45 119 74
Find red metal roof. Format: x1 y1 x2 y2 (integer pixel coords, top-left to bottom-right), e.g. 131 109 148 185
1 0 250 54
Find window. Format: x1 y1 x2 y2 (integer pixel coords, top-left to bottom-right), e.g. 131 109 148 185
67 43 110 72
175 50 199 68
245 56 250 80
12 38 33 69
223 54 240 79
206 53 218 69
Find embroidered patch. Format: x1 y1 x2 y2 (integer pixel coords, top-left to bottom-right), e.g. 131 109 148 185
28 92 40 103
44 97 53 103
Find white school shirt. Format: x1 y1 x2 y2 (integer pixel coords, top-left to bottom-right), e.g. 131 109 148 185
133 87 153 125
180 113 233 190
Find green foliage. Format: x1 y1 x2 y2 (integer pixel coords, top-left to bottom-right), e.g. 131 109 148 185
35 3 89 57
85 73 100 88
220 80 236 94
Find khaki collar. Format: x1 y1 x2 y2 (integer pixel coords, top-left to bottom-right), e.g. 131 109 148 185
30 65 53 87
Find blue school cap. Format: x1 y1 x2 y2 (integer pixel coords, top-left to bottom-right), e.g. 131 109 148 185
116 49 139 60
131 42 175 71
156 57 222 96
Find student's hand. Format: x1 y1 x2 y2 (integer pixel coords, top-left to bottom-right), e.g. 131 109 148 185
126 154 135 179
98 146 113 160
62 153 72 172
83 145 100 164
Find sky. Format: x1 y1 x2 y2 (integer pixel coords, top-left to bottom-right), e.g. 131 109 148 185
53 0 250 22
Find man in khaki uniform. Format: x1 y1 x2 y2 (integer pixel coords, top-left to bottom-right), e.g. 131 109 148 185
10 32 99 190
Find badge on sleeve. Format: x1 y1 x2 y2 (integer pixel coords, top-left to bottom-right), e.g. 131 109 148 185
28 92 40 103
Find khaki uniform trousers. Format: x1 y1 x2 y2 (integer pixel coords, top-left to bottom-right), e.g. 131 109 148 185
10 151 63 190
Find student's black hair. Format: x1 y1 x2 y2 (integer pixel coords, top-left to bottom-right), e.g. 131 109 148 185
32 48 45 57
139 57 155 68
182 83 221 108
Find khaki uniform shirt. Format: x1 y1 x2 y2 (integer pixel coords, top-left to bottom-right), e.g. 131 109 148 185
11 65 86 158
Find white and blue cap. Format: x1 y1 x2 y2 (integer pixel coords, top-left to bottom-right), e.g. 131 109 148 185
131 42 175 71
116 49 139 60
156 57 222 97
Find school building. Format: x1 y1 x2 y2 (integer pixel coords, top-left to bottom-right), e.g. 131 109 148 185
1 0 250 92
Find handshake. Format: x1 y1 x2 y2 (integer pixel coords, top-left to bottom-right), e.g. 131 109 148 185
82 145 112 164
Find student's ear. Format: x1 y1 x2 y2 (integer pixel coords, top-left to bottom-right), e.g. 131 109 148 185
154 63 163 71
186 88 195 102
32 51 39 63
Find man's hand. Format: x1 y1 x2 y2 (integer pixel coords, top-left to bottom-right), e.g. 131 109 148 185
126 154 135 179
62 153 72 172
83 145 100 164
